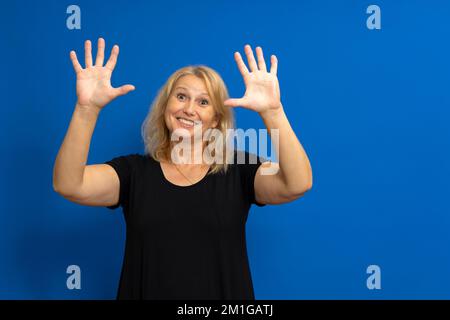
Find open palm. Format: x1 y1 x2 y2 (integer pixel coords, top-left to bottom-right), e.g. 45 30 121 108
70 38 134 109
224 45 282 114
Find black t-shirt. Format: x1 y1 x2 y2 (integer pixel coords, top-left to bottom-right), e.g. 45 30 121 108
104 150 266 300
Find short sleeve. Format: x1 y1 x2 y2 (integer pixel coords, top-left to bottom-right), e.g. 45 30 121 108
104 154 140 210
235 150 267 207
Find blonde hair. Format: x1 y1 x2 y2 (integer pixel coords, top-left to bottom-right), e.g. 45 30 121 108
141 65 235 175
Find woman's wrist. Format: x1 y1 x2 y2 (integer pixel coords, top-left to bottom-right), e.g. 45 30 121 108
75 102 102 118
258 103 285 122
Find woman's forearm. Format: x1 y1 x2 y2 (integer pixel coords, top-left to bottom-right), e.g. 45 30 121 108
260 104 313 194
52 103 101 196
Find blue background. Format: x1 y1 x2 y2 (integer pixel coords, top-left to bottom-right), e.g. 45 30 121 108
1 0 449 299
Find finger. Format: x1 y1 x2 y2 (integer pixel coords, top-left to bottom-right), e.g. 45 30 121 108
70 50 83 74
112 84 135 98
84 40 93 67
244 44 258 72
270 54 278 75
255 46 267 72
223 98 246 108
234 52 249 77
105 45 119 71
95 37 105 66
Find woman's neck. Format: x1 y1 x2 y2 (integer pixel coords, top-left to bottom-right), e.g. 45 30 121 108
168 140 207 165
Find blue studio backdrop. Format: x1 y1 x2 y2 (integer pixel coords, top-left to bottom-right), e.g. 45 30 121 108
1 0 449 299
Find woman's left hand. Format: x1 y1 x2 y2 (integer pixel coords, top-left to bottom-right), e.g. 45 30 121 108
224 44 282 116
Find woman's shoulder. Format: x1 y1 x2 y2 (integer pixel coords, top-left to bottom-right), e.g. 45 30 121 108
105 152 158 168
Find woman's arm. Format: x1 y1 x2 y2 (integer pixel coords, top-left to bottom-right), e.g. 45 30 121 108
224 45 312 205
53 38 134 206
53 102 100 197
256 105 313 204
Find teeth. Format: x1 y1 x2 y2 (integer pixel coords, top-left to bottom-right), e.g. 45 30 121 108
177 117 196 126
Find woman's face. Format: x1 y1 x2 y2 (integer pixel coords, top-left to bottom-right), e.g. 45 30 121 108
164 74 218 139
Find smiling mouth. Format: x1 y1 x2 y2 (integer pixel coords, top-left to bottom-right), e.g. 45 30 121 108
176 117 201 127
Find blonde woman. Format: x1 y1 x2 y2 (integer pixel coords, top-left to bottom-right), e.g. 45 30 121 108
53 38 313 300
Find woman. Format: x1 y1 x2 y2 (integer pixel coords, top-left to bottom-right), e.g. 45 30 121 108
53 38 313 300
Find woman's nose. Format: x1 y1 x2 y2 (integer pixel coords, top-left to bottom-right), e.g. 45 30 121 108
183 101 196 115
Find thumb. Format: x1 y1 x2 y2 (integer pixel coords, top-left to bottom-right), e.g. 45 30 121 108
113 84 135 98
224 98 245 108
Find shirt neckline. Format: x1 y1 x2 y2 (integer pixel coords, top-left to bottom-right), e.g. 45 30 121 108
157 160 212 189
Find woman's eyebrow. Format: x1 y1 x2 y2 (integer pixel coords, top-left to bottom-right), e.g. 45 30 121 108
175 86 209 96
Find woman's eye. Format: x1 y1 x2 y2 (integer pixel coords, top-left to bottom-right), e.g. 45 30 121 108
176 93 208 105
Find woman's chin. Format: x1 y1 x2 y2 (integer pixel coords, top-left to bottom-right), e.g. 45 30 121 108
171 122 203 136
170 127 196 139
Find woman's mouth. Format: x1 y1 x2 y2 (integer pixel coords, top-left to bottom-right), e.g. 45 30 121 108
176 117 200 128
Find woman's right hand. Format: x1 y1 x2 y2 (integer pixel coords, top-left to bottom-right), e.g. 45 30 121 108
70 38 135 111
